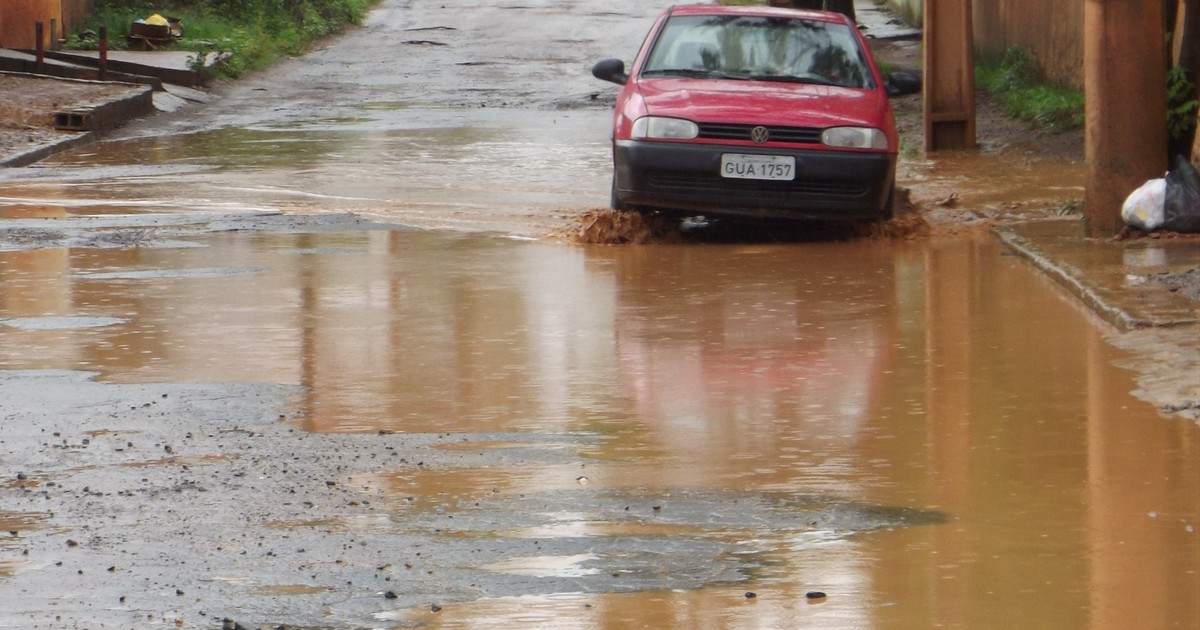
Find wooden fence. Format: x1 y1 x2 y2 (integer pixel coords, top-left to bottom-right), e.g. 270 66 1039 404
889 0 1193 92
971 0 1084 89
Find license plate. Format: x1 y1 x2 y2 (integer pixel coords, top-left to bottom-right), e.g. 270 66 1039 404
720 154 795 181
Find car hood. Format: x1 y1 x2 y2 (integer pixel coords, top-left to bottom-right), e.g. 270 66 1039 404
636 78 887 129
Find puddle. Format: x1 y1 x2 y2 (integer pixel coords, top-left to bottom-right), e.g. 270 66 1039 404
0 316 126 330
263 518 343 531
376 588 858 628
357 101 419 111
372 593 596 626
0 561 34 578
5 118 611 234
480 553 601 578
0 512 47 541
360 463 606 512
75 267 264 280
252 584 332 596
0 204 71 220
508 515 709 540
118 454 232 468
1 226 1197 630
901 151 1086 215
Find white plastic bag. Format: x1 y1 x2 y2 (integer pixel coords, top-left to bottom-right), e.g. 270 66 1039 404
1122 178 1166 231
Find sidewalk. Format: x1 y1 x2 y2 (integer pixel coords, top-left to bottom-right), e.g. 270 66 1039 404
996 221 1200 330
0 47 212 167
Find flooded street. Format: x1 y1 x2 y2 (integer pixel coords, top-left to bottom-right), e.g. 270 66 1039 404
1 0 1198 628
3 227 1198 628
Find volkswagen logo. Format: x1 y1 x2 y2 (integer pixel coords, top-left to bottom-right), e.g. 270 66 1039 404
750 126 770 144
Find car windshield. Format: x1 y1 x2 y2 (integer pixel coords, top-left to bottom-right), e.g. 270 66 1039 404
641 14 875 89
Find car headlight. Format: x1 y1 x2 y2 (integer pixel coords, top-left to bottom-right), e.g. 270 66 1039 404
631 116 699 140
821 127 888 150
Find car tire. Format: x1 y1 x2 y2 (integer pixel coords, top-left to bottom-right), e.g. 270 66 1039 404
881 184 896 221
610 173 642 213
610 174 625 211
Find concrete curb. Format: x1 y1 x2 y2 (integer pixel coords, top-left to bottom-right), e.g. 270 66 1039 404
0 132 95 168
993 226 1141 330
77 83 156 134
993 223 1199 331
0 51 163 89
34 50 203 88
0 78 155 168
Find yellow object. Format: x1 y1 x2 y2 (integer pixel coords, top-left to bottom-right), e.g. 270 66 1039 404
145 13 168 26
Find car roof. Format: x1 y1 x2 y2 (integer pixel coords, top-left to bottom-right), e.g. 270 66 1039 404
665 3 851 25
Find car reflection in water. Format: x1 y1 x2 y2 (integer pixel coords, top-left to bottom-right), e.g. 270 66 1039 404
595 241 901 491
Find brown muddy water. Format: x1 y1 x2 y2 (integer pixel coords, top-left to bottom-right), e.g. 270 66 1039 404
0 114 615 236
1 224 1197 628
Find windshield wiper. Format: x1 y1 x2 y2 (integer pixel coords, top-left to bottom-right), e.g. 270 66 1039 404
641 68 728 79
744 74 840 86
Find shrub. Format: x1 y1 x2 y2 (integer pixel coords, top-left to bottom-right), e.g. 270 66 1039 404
71 0 376 78
976 46 1085 132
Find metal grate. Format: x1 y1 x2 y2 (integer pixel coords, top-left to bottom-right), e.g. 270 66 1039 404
697 123 823 145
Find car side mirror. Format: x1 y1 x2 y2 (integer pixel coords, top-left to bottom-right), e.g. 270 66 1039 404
886 70 922 97
592 58 629 86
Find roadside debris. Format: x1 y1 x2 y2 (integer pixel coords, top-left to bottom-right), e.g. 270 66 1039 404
1123 156 1200 233
1164 155 1200 232
129 13 183 49
1122 177 1167 231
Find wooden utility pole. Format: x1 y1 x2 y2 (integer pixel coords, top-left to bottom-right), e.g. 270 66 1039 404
1084 0 1168 236
923 0 976 151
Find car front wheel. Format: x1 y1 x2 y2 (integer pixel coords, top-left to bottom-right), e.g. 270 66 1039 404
610 174 625 211
881 183 896 221
610 173 643 213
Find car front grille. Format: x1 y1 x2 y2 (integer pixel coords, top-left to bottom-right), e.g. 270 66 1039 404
646 172 868 199
697 123 824 145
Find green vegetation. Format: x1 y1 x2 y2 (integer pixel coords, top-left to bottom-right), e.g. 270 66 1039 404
66 0 377 78
975 46 1084 132
1166 65 1198 142
978 45 1197 144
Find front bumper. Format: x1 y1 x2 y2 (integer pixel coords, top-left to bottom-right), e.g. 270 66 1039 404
614 140 896 220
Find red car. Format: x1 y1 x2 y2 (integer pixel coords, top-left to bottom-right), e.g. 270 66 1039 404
593 4 909 222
